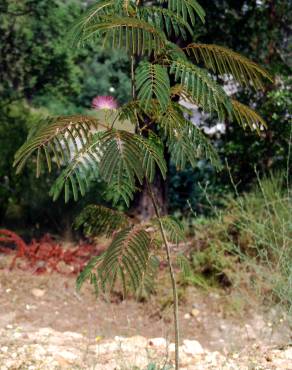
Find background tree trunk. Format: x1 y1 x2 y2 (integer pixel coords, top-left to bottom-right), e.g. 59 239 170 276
130 173 168 220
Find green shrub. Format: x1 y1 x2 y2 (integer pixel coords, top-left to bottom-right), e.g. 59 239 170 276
185 172 292 311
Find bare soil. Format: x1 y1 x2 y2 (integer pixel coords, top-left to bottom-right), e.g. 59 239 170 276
0 253 291 356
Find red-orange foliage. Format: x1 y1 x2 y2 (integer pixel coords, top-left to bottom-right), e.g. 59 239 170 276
0 229 101 275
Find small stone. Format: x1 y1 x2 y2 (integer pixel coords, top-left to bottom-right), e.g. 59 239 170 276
205 351 220 365
57 261 74 274
266 354 273 362
182 339 204 355
13 332 22 339
31 288 45 298
114 335 125 342
54 350 78 362
38 327 55 336
148 338 167 347
96 341 120 354
219 324 227 331
191 309 200 317
184 313 191 320
283 348 292 360
169 343 175 352
1 346 8 353
124 335 148 347
63 331 83 340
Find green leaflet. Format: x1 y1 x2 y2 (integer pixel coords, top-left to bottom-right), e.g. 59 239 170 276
49 132 103 202
166 119 222 170
74 15 166 56
13 115 100 177
151 215 186 244
231 99 267 133
185 43 273 89
98 227 152 294
77 225 159 297
76 255 104 292
137 6 193 39
75 204 131 237
136 61 170 113
49 128 167 205
170 59 232 120
168 0 206 25
134 133 167 182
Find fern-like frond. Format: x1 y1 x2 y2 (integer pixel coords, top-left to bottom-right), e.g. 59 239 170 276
170 59 232 120
97 226 153 295
185 43 273 89
75 15 166 55
167 119 221 169
77 226 157 297
101 226 152 294
155 101 187 139
231 99 267 133
117 100 141 124
99 130 144 205
177 254 192 278
152 216 185 244
101 130 168 203
70 1 116 44
168 0 205 25
120 0 136 14
71 0 138 42
137 6 193 39
49 132 103 202
177 254 208 288
103 173 138 206
75 204 131 237
136 254 160 298
164 41 187 61
155 97 220 168
136 61 171 113
76 255 103 292
13 115 100 177
51 127 168 205
135 133 167 182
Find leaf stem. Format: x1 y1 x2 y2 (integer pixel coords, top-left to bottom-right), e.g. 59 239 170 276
146 180 180 370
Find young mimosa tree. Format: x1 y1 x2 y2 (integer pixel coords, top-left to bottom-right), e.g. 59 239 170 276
14 1 272 368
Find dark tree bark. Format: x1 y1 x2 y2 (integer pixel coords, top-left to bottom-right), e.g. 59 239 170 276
130 172 168 220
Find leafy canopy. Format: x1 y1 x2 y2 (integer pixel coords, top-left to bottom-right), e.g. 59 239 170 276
14 0 272 297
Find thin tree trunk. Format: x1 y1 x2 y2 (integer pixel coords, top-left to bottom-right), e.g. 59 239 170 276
130 50 180 369
146 181 180 370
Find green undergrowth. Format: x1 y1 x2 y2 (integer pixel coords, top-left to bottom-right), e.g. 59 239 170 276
180 172 292 312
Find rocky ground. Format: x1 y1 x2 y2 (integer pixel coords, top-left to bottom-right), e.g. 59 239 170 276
0 255 291 369
0 326 292 369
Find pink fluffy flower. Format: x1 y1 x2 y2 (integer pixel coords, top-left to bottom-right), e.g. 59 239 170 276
92 95 118 110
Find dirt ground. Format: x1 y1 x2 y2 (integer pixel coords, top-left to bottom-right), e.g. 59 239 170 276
0 253 292 369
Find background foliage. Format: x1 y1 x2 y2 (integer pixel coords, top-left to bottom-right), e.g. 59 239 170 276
0 0 291 231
